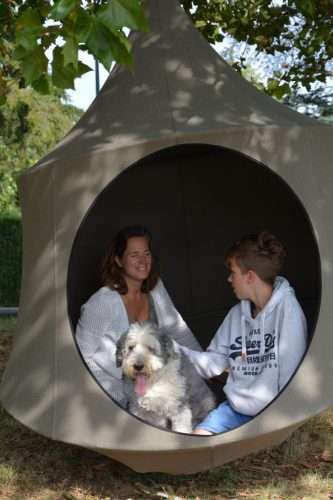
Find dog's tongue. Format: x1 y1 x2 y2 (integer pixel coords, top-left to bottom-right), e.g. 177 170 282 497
134 374 148 396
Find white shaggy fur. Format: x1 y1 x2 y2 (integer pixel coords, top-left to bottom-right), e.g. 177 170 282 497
116 322 216 433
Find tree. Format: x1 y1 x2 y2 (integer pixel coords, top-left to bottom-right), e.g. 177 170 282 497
1 1 333 102
182 0 333 98
283 84 333 123
0 84 82 213
0 0 148 102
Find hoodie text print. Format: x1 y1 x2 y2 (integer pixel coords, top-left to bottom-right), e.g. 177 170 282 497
180 277 307 416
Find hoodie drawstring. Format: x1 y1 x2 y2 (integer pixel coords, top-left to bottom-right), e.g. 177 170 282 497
241 310 266 362
260 314 266 356
241 315 247 361
274 302 283 391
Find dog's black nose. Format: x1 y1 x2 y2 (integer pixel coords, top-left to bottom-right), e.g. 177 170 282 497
134 363 144 371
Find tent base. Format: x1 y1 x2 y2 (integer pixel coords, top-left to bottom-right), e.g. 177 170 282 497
91 425 297 474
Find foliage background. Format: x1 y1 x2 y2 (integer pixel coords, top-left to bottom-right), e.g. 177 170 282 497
0 86 82 213
0 87 82 305
1 1 333 100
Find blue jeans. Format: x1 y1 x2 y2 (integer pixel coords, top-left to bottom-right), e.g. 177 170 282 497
197 401 252 434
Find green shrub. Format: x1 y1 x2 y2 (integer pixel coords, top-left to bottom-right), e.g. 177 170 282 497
0 213 21 306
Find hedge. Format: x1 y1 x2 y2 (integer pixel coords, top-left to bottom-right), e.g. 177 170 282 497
0 212 22 306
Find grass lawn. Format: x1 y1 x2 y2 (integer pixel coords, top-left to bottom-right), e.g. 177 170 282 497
0 318 332 500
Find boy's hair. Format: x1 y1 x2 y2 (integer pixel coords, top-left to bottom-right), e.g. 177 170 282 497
225 231 286 285
101 225 159 294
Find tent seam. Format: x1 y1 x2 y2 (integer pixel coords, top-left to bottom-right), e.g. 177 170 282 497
51 165 58 440
156 0 178 137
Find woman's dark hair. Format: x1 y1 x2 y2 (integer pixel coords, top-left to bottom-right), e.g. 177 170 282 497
225 231 287 285
102 225 159 294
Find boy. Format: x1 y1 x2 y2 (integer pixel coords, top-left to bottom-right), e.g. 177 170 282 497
180 231 307 435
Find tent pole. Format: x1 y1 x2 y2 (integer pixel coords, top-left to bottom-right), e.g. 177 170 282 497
95 58 100 96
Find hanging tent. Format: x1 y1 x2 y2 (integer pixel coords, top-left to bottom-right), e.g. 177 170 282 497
0 0 332 474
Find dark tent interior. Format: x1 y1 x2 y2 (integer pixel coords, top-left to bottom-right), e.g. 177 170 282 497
68 143 321 356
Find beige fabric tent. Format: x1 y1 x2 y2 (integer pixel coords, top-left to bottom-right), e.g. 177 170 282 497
0 0 332 474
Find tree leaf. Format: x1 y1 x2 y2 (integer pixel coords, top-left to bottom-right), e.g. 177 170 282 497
31 75 50 94
62 38 78 68
273 83 291 99
51 0 78 21
107 30 132 65
85 18 132 69
103 0 149 31
77 60 92 78
52 46 76 89
15 8 43 51
37 0 52 18
20 46 48 85
12 45 27 60
86 20 115 70
295 0 316 18
74 8 94 43
266 78 279 93
109 29 131 53
86 19 111 55
195 20 207 29
0 5 11 24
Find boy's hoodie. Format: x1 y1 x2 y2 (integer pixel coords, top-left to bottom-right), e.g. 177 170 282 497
180 277 307 416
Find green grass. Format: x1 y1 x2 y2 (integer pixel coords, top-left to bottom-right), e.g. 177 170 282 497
0 316 17 335
1 324 333 499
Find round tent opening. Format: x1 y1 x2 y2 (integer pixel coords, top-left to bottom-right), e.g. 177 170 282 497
68 142 321 418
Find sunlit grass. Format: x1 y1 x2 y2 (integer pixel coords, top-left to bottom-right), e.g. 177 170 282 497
0 463 18 485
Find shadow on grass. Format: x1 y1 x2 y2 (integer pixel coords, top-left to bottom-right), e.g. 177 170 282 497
1 333 333 500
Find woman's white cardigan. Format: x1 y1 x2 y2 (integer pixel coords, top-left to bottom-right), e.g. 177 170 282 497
75 279 201 406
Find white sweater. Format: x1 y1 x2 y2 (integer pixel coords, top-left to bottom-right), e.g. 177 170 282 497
180 277 307 416
75 279 201 405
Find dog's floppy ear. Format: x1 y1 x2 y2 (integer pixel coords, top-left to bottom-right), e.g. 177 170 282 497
116 333 126 367
159 331 179 363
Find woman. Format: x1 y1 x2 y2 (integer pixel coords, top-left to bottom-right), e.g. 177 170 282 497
76 225 201 407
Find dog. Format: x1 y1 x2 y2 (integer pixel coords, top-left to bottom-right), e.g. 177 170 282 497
116 321 216 433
